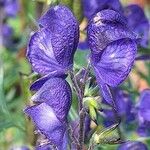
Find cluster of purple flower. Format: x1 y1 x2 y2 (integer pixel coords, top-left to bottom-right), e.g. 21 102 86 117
103 89 150 138
25 0 150 150
0 0 19 48
25 5 79 149
80 0 149 49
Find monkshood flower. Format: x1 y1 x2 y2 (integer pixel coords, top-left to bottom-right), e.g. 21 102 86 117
0 0 19 17
103 89 135 127
117 141 148 150
124 4 149 47
87 9 137 105
137 89 150 137
82 0 123 20
79 0 123 50
25 5 79 149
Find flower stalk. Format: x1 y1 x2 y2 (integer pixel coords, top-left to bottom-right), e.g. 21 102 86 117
70 64 90 150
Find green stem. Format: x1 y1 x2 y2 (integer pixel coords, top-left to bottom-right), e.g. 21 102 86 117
70 64 90 150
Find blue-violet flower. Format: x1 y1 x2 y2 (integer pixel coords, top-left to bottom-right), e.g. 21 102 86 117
124 4 149 47
25 5 79 150
87 9 137 105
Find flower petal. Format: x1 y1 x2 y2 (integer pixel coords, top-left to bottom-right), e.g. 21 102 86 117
38 5 79 67
87 9 137 57
30 74 67 91
124 4 149 47
103 89 135 125
27 5 79 75
24 103 67 150
137 122 150 137
31 77 72 122
97 80 114 105
93 39 137 87
27 28 64 75
82 0 123 19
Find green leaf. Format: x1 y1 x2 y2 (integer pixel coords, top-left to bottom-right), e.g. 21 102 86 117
0 120 14 132
0 60 9 115
91 124 123 146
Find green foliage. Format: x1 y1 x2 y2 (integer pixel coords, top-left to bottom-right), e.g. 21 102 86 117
60 0 84 22
90 124 123 149
74 50 89 69
83 97 100 120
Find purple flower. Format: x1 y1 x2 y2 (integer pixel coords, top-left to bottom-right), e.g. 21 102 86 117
30 77 72 122
82 0 123 19
25 5 79 149
27 5 79 77
137 122 150 137
87 9 137 105
2 24 13 47
137 89 150 137
117 141 148 150
0 0 19 48
138 89 150 123
103 89 135 127
1 0 19 17
124 4 149 47
25 103 68 150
